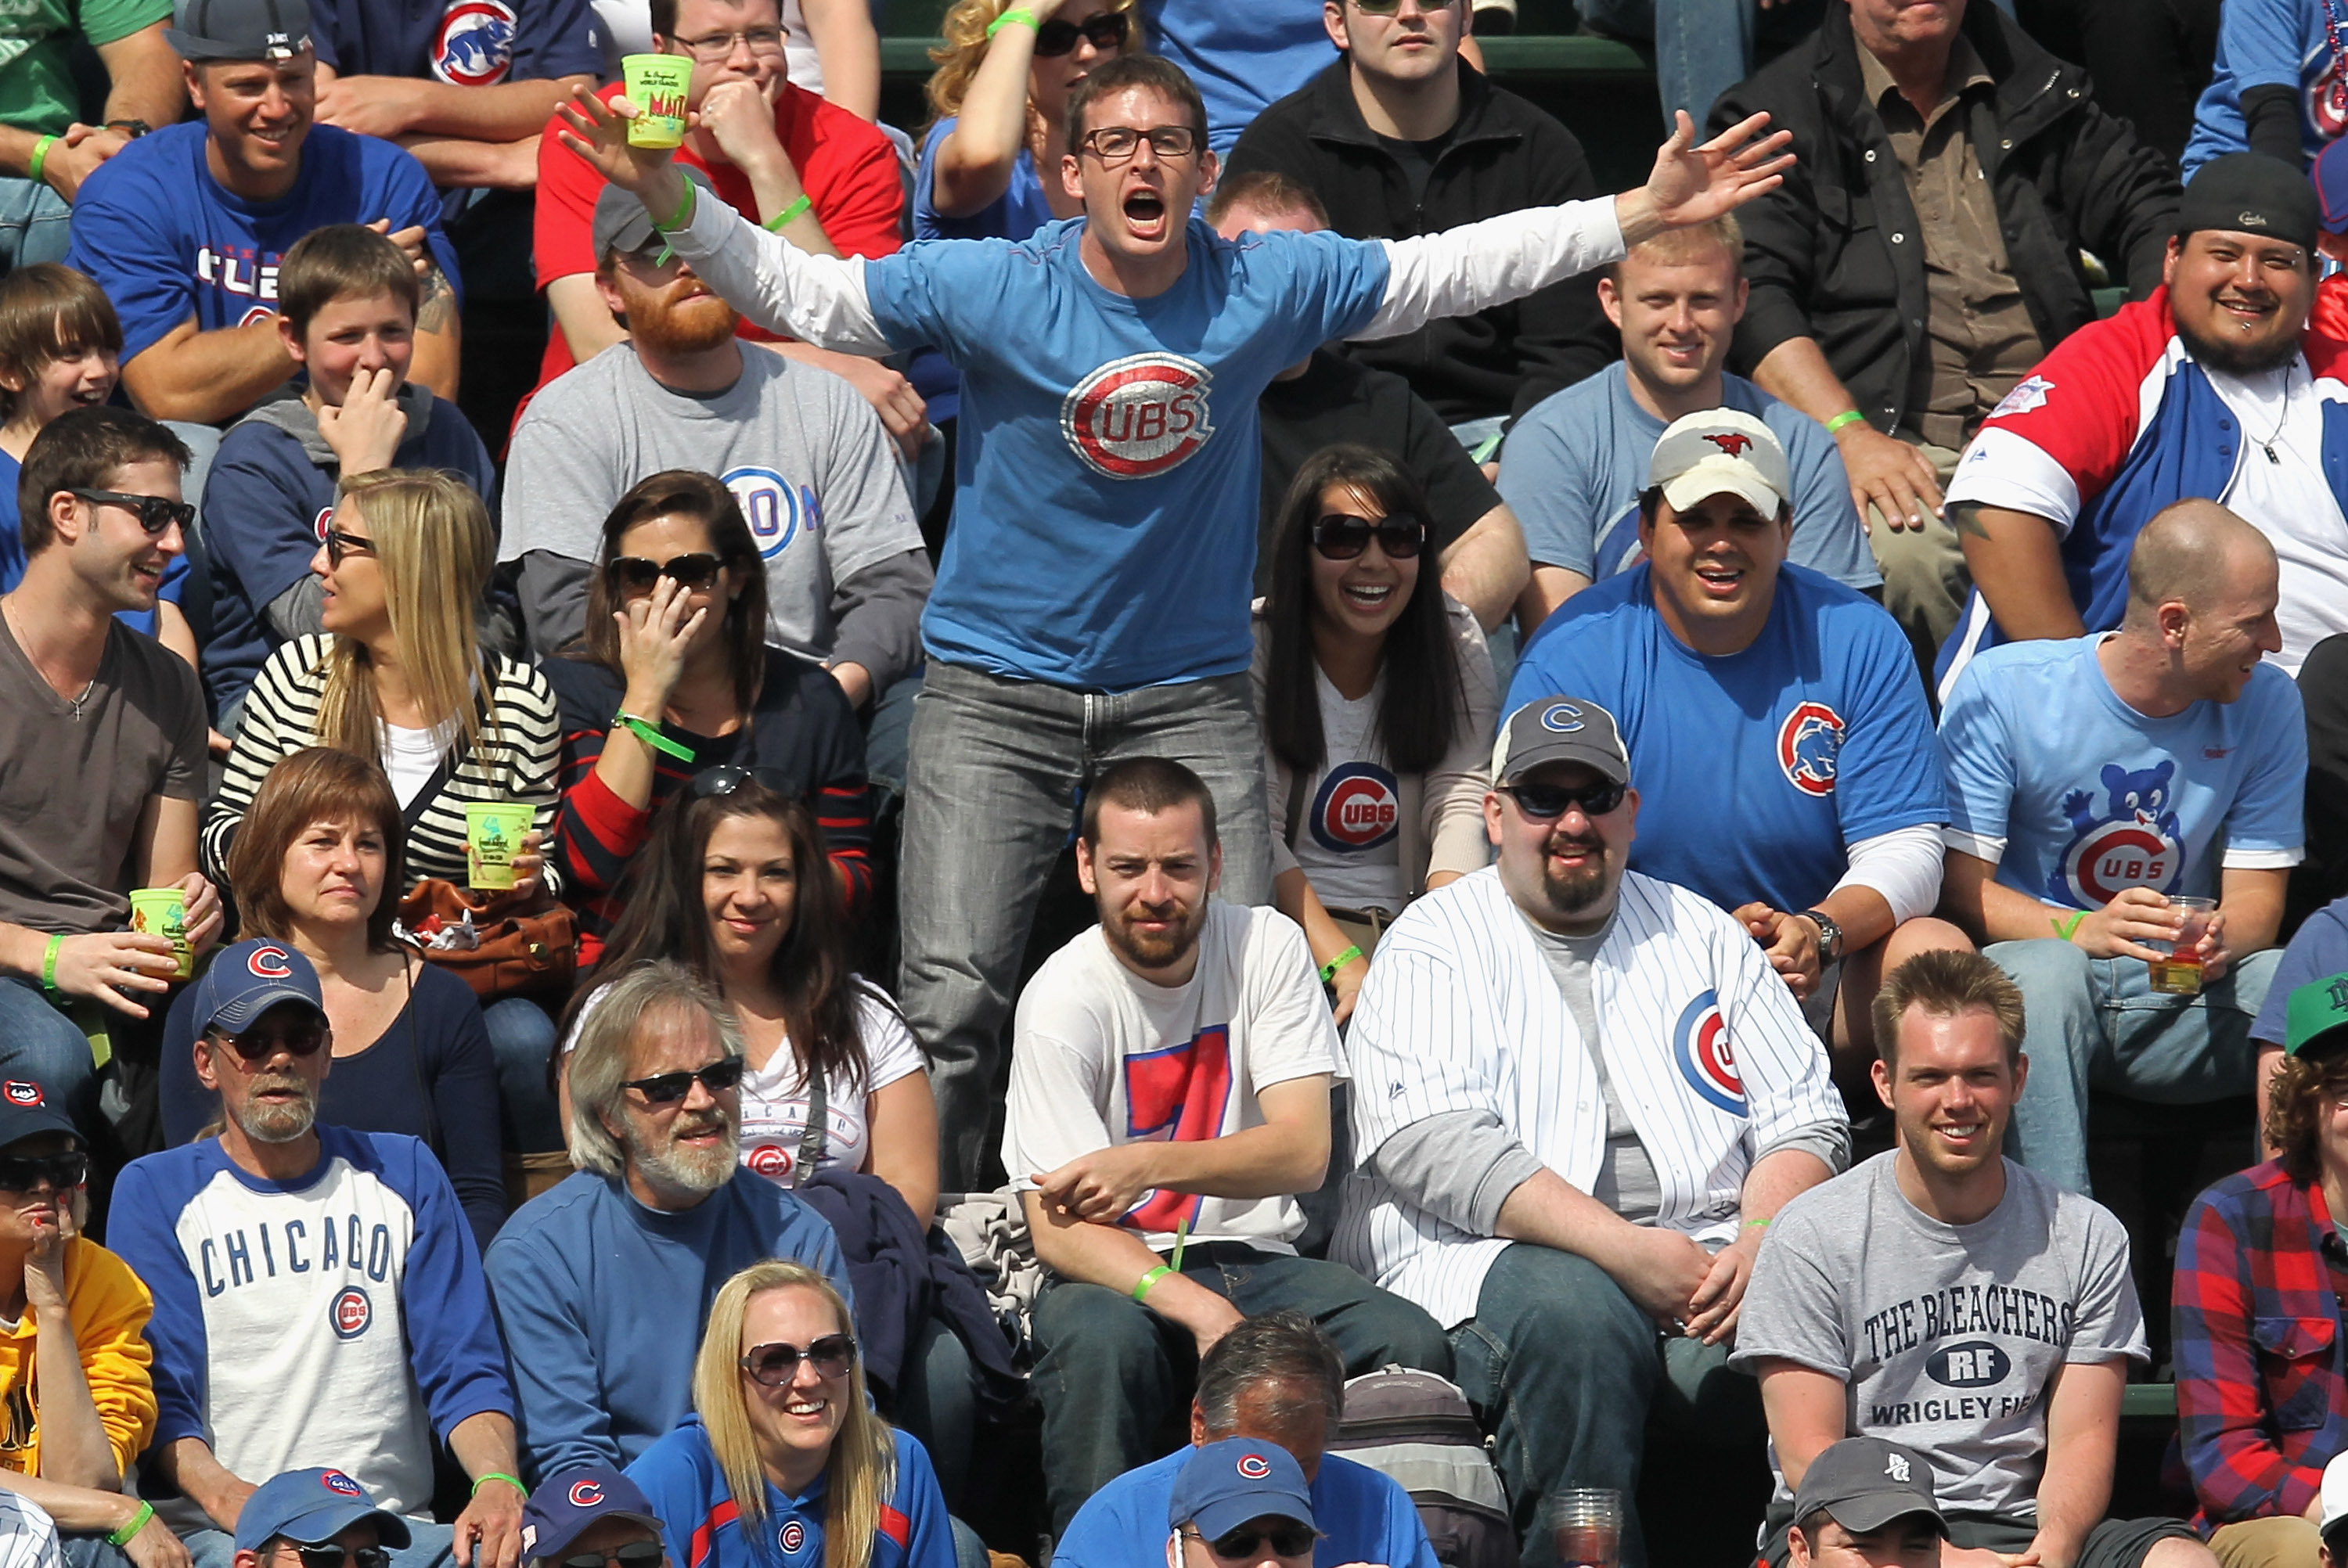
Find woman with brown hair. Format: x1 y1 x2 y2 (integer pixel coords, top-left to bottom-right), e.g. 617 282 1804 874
159 747 506 1249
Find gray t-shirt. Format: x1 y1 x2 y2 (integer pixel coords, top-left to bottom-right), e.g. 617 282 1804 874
1522 910 1661 1225
1730 1151 2146 1519
500 343 921 664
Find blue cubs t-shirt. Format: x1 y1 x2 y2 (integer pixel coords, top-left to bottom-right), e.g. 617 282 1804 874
2182 0 2343 175
909 116 1058 427
862 216 1389 690
1498 361 1879 593
1938 635 2307 910
1509 562 1944 914
67 123 460 366
306 0 602 89
1053 1448 1439 1568
0 448 189 638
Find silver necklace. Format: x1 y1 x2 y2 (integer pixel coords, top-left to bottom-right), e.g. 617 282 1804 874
2257 361 2296 464
1 599 95 719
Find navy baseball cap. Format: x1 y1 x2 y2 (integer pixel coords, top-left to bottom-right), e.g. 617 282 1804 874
190 940 325 1038
0 1078 80 1153
1168 1440 1316 1542
521 1468 666 1565
233 1469 412 1554
168 0 313 60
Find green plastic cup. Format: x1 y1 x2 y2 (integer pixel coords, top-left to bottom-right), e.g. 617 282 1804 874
619 53 692 149
464 803 536 891
128 887 193 980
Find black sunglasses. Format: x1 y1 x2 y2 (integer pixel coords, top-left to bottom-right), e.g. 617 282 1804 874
1350 0 1457 11
1034 11 1127 55
215 1018 330 1063
740 1333 858 1385
621 1057 746 1104
1503 780 1628 821
687 765 796 801
1312 512 1424 562
288 1548 392 1568
1183 1527 1320 1560
607 552 725 595
556 1544 665 1568
0 1150 87 1192
71 488 194 537
324 529 377 567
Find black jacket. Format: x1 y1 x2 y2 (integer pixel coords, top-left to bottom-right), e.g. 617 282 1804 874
1224 58 1615 425
1708 2 2180 435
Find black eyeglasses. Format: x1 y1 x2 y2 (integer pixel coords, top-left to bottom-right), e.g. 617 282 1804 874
1079 125 1199 164
1034 11 1127 55
740 1333 858 1385
687 765 796 801
620 1057 746 1104
1503 780 1628 821
214 1019 330 1063
286 1546 392 1568
324 529 377 566
556 1544 664 1568
70 489 194 537
1312 512 1425 561
1182 1527 1320 1560
0 1150 87 1192
1350 0 1456 13
607 552 724 595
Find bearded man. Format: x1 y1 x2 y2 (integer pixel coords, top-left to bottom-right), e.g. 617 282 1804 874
483 958 848 1480
110 940 525 1568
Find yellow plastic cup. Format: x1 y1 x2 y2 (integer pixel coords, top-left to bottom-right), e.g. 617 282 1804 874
619 54 692 149
464 803 536 891
127 887 193 980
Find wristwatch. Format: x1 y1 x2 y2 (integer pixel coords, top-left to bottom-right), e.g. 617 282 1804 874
1796 908 1845 966
103 119 150 138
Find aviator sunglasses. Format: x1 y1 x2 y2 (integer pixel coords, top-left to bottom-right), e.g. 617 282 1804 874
739 1333 858 1385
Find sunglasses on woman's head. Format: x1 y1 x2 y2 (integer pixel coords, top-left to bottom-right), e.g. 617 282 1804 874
215 1018 331 1063
620 1057 746 1104
324 529 376 567
607 552 725 595
1502 780 1628 821
1312 512 1424 562
1032 10 1126 54
1182 1526 1320 1560
0 1149 87 1192
686 765 797 801
740 1333 857 1385
555 1544 664 1568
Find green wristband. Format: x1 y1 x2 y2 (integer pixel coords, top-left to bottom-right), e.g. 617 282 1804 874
1133 1263 1173 1302
1744 1217 1770 1229
765 194 812 232
27 135 56 184
614 710 695 762
40 933 62 994
2053 910 2087 944
1319 944 1363 984
987 7 1039 38
1824 410 1867 435
471 1472 527 1498
106 1501 153 1548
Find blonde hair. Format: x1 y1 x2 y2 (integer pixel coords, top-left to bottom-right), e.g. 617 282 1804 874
693 1262 896 1568
313 469 496 761
924 0 1143 125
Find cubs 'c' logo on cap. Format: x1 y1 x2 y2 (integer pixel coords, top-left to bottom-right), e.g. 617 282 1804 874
1777 702 1844 797
779 1522 807 1553
313 506 336 544
248 944 295 979
1060 354 1214 479
1309 763 1400 854
1540 702 1585 733
433 0 517 86
2 1081 41 1106
1236 1454 1273 1480
724 465 818 561
567 1480 605 1509
330 1286 373 1340
1673 991 1745 1116
321 1470 363 1497
746 1143 793 1180
1703 432 1754 457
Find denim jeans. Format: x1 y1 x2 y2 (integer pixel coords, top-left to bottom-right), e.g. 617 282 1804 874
1028 1242 1450 1534
184 1522 454 1568
0 176 72 272
482 995 564 1153
1990 937 2278 1197
891 1312 978 1509
1448 1243 1764 1568
898 660 1273 1191
0 976 103 1135
863 663 924 807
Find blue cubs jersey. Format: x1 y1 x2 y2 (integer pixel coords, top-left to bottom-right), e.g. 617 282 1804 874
628 1416 956 1568
307 0 601 89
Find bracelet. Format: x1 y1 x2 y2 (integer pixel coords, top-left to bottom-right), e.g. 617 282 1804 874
1824 410 1867 435
1743 1217 1770 1229
40 933 62 994
987 7 1039 38
106 1502 153 1548
651 176 697 233
2052 910 2087 944
613 710 695 762
1133 1264 1173 1302
27 135 56 184
765 195 812 232
1318 944 1364 984
470 1473 527 1499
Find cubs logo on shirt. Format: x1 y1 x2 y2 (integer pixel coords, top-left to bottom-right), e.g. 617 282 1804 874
778 1522 806 1555
2 1082 40 1106
330 1286 372 1340
568 1480 605 1508
433 0 517 86
724 466 819 561
2049 760 2184 906
1121 1024 1230 1234
1060 354 1214 479
745 1143 793 1181
1777 701 1845 797
2312 59 2348 140
197 245 278 303
1672 991 1744 1116
1309 764 1401 854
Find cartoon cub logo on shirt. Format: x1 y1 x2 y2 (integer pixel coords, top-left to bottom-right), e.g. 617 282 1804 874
1060 354 1214 479
434 0 517 86
1672 991 1744 1116
724 466 821 562
330 1286 373 1340
1309 763 1400 854
2051 761 2184 906
1777 702 1844 797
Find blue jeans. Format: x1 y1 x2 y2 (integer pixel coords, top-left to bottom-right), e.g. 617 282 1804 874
1029 1242 1450 1534
483 996 564 1153
892 1312 977 1509
0 976 101 1135
897 660 1273 1191
1449 1243 1763 1568
864 663 923 807
0 175 71 272
1990 937 2280 1197
184 1522 454 1568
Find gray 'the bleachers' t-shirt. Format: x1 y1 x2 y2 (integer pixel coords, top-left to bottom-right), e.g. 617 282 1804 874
1730 1151 2145 1519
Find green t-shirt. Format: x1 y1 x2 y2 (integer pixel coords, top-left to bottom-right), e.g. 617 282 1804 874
0 0 172 135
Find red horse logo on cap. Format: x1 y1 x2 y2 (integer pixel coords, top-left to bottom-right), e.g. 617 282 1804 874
1237 1454 1273 1480
2 1081 41 1106
248 945 294 978
1703 432 1754 457
567 1480 604 1508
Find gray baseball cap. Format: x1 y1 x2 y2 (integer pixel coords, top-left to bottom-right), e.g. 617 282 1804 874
593 167 719 261
1648 408 1792 518
1490 696 1630 787
168 0 313 60
1790 1437 1944 1538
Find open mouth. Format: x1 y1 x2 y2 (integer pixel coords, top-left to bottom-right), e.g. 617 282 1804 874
1931 1118 1986 1153
68 386 107 406
1692 562 1746 599
1122 188 1169 239
1341 581 1395 610
783 1394 830 1419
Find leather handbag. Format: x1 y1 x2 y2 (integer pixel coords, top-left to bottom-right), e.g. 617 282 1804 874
395 879 577 1002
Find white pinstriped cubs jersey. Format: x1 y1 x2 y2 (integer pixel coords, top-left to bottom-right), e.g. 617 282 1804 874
0 1492 61 1568
1334 865 1842 1328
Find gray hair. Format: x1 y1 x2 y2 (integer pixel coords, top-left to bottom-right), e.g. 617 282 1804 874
1194 1311 1345 1433
567 959 744 1178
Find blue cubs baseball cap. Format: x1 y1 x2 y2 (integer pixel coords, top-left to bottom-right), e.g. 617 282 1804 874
233 1469 412 1553
191 939 325 1038
1168 1440 1316 1542
520 1467 666 1565
0 1077 80 1152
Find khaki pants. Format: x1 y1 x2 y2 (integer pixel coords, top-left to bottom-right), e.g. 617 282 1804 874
1864 433 1972 683
2210 1516 2321 1568
1327 905 1396 962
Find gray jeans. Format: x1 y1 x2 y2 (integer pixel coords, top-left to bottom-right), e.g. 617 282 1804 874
898 659 1273 1190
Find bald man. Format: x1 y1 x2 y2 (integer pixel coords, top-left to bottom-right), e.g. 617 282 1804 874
1933 500 2309 1196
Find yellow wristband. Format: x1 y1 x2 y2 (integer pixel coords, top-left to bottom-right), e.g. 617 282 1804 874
1133 1264 1173 1302
765 194 812 232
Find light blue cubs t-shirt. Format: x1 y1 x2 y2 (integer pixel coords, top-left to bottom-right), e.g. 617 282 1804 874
1498 361 1879 594
862 216 1388 691
1938 635 2307 909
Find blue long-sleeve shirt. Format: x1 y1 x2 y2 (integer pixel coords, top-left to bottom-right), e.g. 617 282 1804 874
484 1169 848 1483
628 1415 956 1568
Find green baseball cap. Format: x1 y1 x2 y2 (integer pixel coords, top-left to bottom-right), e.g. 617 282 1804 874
2285 973 2348 1059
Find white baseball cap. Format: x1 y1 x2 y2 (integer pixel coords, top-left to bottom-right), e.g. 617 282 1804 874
1648 408 1792 519
2321 1449 2348 1536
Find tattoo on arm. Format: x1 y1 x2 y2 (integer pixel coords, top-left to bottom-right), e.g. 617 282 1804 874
1948 502 1991 541
418 266 456 333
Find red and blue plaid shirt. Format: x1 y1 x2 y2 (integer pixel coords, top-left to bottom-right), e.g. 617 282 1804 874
2173 1159 2348 1530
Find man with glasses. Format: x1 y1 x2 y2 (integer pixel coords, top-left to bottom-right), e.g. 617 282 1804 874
228 1469 411 1568
1506 412 1966 1084
0 405 219 1144
109 941 522 1568
1335 695 1846 1566
485 960 848 1482
1164 1442 1321 1568
515 1467 668 1568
